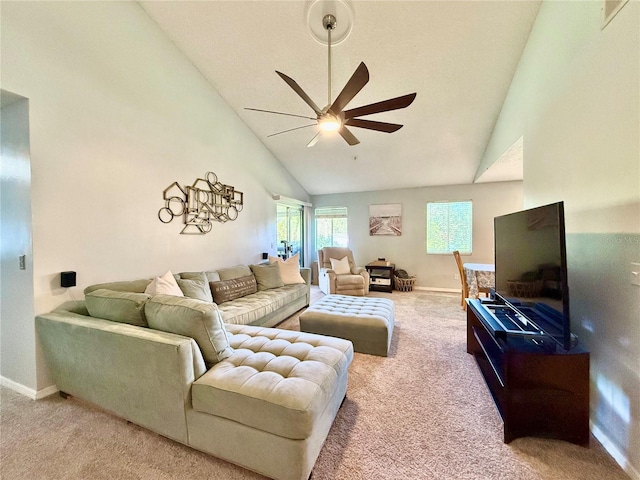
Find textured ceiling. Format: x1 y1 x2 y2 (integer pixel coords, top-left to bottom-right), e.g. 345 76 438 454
140 0 540 195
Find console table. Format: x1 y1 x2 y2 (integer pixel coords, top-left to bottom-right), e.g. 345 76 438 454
466 298 589 445
366 263 394 293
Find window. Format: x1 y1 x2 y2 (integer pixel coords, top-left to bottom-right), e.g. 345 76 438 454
426 201 472 254
315 207 348 250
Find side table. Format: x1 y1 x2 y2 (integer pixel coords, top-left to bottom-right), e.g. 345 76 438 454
366 263 395 293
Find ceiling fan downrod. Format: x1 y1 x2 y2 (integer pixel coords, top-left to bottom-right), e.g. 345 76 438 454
324 14 336 107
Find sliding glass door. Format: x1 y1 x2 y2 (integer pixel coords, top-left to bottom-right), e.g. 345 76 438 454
276 204 304 265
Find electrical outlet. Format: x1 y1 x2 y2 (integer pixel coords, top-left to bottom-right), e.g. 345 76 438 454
19 255 26 270
454 274 460 280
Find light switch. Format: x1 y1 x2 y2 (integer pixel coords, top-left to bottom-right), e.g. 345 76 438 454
632 263 640 286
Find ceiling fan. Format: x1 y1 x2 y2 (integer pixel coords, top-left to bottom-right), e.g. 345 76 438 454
246 14 416 147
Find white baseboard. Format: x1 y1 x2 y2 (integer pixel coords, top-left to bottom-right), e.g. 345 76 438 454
414 286 459 293
1 375 58 400
591 422 640 480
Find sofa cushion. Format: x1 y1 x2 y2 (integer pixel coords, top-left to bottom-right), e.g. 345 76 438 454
217 284 307 325
84 278 151 295
85 289 151 327
269 253 305 285
144 271 184 297
250 263 284 291
192 324 353 440
180 271 221 283
336 274 366 286
210 275 257 304
145 295 233 366
204 271 221 283
176 273 214 302
217 265 252 281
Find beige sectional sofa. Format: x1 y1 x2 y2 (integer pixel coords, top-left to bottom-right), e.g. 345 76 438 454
35 264 353 480
84 264 311 328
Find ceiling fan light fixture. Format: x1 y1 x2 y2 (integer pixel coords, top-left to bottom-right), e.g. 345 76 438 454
319 114 341 132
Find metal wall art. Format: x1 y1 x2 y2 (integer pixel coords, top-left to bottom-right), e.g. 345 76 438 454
158 171 244 234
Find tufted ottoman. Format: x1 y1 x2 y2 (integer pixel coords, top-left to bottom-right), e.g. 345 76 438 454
299 294 395 356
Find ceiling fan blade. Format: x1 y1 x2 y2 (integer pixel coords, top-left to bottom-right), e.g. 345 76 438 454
329 62 370 115
345 118 403 133
276 71 322 114
268 124 317 138
338 126 360 146
343 93 417 119
245 108 316 121
307 131 321 148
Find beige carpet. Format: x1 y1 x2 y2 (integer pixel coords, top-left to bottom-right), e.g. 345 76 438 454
0 288 629 480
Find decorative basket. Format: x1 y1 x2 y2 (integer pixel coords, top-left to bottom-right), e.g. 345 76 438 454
394 275 417 292
507 280 543 298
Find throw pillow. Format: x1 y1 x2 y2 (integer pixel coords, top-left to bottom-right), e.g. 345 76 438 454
85 289 151 327
177 276 213 303
210 275 257 304
179 271 221 283
249 263 285 291
144 271 184 297
268 253 305 285
145 295 233 366
217 265 252 281
330 256 351 275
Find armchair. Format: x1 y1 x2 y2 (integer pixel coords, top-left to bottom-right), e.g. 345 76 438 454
317 247 370 296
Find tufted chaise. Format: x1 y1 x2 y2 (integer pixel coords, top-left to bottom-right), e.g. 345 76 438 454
187 324 353 479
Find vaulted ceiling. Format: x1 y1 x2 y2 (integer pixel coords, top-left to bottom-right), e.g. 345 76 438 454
140 0 540 195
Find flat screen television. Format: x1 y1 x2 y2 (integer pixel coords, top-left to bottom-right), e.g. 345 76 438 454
493 201 573 351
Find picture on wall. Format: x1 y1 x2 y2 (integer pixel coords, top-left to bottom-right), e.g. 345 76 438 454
369 203 402 236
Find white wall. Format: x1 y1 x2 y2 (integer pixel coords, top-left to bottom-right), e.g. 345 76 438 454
1 2 309 392
1 93 36 392
311 181 523 290
480 1 639 477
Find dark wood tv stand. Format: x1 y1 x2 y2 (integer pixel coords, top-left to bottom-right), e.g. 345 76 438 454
466 299 589 445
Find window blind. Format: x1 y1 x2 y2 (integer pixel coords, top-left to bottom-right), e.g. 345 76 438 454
315 207 348 218
426 201 473 254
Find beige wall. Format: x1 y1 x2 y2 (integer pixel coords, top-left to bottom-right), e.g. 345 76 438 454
0 2 309 394
480 1 639 477
311 181 523 290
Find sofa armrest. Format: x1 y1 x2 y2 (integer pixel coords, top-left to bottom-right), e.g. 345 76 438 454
300 267 311 286
53 300 89 316
358 268 371 293
318 267 337 295
36 311 206 443
299 267 312 306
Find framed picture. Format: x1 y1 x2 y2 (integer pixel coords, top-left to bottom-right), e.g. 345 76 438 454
369 204 402 236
